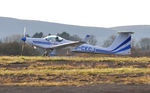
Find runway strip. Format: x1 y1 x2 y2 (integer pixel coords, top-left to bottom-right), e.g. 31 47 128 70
0 84 150 93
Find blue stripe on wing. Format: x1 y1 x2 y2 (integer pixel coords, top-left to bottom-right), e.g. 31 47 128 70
33 41 51 45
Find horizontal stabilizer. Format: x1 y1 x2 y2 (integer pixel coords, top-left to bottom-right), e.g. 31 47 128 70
118 32 134 34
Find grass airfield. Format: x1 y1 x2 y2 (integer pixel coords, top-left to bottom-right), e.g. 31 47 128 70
1 56 150 93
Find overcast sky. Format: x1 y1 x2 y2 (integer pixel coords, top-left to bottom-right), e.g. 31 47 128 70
0 0 150 27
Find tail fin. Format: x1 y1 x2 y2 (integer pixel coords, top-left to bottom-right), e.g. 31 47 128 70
82 35 90 42
108 32 134 55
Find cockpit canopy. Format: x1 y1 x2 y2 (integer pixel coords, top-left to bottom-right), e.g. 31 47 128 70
44 35 63 42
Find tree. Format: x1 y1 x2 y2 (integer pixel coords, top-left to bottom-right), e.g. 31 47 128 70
48 33 51 36
3 34 22 43
57 32 81 41
26 34 30 37
0 41 39 56
102 35 116 47
0 34 40 56
88 35 97 45
57 32 70 40
70 35 81 41
32 32 43 38
139 38 150 50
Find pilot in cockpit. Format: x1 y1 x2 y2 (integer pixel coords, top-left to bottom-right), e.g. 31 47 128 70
45 35 63 42
56 36 63 42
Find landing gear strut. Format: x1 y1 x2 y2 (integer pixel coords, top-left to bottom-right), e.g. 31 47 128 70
42 49 53 56
42 51 49 56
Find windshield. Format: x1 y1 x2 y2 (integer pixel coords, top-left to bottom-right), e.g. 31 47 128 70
45 36 63 42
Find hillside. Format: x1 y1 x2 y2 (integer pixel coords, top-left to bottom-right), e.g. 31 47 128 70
0 17 150 45
111 25 150 41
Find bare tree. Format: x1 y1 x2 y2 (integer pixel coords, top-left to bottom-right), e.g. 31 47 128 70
70 34 81 41
88 35 97 45
32 32 44 38
139 38 150 50
102 35 116 47
3 34 22 43
58 32 81 41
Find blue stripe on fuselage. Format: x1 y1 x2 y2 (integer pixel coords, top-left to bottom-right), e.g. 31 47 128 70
74 45 95 53
74 45 112 54
74 44 131 54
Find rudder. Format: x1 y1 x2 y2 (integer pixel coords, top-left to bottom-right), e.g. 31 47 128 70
108 32 134 55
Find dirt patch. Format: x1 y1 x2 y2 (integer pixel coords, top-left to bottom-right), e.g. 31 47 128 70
0 63 29 69
39 60 150 68
1 60 150 69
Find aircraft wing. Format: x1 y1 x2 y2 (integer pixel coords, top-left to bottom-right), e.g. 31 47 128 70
49 41 85 49
49 35 90 49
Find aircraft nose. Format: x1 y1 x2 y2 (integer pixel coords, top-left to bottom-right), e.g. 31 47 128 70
21 37 26 42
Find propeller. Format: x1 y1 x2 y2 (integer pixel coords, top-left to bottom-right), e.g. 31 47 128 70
23 27 26 37
21 27 27 56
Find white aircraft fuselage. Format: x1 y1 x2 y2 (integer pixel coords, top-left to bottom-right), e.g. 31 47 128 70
21 31 133 56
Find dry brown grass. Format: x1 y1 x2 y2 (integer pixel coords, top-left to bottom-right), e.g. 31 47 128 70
0 56 150 86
